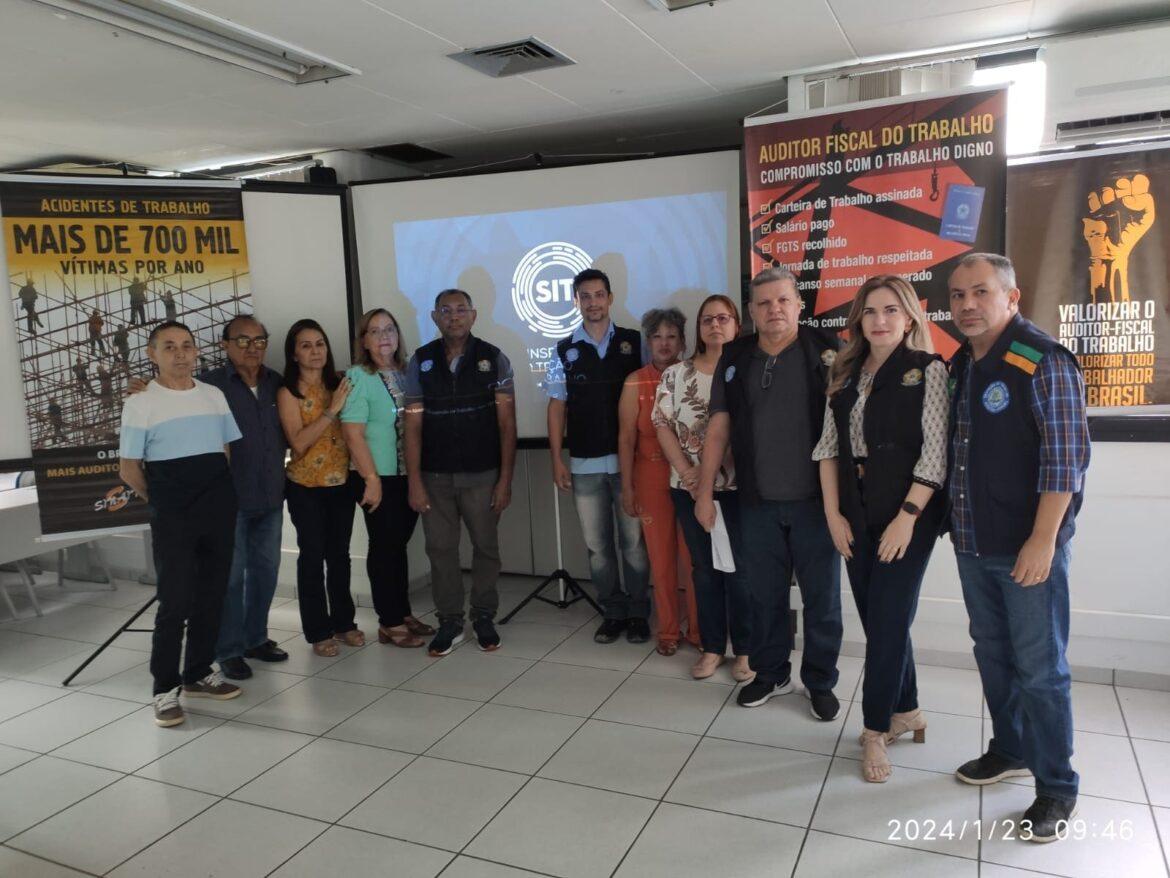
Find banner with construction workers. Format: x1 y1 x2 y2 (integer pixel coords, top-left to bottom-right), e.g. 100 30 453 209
1 177 251 536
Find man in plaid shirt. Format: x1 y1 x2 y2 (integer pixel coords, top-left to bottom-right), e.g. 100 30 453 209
945 253 1089 844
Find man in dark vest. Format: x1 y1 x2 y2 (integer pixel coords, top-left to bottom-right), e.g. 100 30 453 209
545 268 650 644
947 253 1089 842
405 288 517 656
696 267 844 720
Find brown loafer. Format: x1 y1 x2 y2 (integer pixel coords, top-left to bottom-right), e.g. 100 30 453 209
378 625 425 648
403 616 435 637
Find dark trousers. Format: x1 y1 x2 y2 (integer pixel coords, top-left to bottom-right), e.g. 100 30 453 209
740 497 842 690
361 474 418 628
845 519 936 731
130 301 147 325
286 478 359 643
672 488 751 656
149 482 236 695
422 472 501 622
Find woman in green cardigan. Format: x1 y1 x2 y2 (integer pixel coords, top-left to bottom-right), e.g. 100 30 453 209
340 308 435 648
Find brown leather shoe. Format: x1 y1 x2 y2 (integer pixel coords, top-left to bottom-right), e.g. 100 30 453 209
182 672 241 700
403 616 435 637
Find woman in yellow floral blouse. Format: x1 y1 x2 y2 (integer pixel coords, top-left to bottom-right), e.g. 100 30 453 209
277 319 360 657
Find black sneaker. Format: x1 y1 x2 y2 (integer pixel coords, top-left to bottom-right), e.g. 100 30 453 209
244 640 289 662
736 676 794 707
594 618 627 644
472 615 501 652
1020 795 1077 843
427 618 465 657
955 751 1032 785
805 687 840 721
219 656 252 680
625 617 651 644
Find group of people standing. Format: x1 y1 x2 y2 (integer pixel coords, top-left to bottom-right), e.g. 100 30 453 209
542 255 1088 843
117 249 1088 845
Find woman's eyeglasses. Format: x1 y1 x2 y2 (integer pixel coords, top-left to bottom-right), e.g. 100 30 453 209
700 313 734 327
366 326 399 338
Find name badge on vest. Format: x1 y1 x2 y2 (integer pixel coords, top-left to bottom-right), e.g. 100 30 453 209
477 359 491 372
982 380 1010 413
420 359 434 373
901 368 923 387
619 340 633 355
725 365 737 382
565 347 579 366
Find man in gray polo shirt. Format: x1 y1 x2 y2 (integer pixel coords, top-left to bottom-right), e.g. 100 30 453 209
696 268 843 719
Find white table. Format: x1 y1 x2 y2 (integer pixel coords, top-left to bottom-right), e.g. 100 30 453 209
0 487 117 618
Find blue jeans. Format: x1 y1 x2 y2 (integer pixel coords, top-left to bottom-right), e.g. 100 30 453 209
957 545 1079 802
672 489 751 656
740 498 842 690
571 472 650 620
216 507 283 662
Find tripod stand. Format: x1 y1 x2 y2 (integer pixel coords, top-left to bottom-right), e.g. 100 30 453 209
62 595 155 686
499 480 601 624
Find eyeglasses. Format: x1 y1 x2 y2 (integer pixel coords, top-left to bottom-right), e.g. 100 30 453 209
366 326 399 337
436 306 473 318
227 335 269 349
700 313 734 327
761 355 777 390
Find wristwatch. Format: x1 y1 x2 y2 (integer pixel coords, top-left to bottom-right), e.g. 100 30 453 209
901 501 922 517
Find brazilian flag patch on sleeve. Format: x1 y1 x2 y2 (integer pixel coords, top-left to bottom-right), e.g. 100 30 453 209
1003 340 1042 376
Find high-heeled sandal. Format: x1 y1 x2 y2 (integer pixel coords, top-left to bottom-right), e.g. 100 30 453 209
312 639 340 657
378 625 424 648
860 728 892 783
334 629 366 647
858 709 928 746
657 640 679 656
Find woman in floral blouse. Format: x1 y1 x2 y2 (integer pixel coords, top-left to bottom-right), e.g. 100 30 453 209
652 294 753 682
277 319 359 657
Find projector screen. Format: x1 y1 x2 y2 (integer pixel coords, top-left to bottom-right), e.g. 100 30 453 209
351 151 741 440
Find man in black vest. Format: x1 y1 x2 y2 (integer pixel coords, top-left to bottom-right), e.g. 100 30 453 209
696 267 844 720
406 288 517 656
545 268 650 644
947 253 1089 842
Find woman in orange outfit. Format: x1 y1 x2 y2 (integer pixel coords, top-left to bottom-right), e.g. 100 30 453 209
618 308 698 656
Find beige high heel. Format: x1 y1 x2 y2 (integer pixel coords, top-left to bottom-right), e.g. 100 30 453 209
858 709 927 746
860 728 892 783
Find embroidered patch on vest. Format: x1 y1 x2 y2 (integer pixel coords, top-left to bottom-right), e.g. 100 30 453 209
565 347 579 364
477 359 491 372
821 349 837 367
947 377 957 398
619 340 633 355
982 380 1010 413
420 359 434 373
1003 340 1041 376
901 368 923 387
725 365 737 382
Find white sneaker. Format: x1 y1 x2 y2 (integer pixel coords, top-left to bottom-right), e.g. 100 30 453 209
153 687 184 727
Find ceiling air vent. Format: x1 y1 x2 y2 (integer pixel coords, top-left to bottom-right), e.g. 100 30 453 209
449 37 574 78
366 143 452 164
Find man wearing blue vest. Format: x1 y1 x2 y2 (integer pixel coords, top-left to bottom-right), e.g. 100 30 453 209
946 253 1090 843
545 268 650 644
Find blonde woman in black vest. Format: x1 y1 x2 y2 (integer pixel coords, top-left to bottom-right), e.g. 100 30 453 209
812 275 948 783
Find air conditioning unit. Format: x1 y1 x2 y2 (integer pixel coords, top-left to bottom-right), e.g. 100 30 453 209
1043 23 1170 146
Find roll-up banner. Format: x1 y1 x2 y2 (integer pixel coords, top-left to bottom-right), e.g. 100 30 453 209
744 86 1007 358
1008 144 1170 409
1 177 252 536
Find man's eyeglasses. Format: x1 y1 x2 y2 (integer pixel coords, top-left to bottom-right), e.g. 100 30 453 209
436 306 474 319
227 335 269 350
366 326 399 338
761 354 778 390
700 314 734 327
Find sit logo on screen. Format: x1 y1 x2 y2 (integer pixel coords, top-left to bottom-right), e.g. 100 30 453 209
511 241 592 339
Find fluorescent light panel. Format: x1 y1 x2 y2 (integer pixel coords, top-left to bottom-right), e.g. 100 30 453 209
29 0 359 84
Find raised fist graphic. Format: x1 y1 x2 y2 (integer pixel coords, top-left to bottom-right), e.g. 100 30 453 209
1082 174 1156 303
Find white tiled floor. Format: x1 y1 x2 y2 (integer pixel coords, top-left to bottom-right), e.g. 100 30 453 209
0 575 1167 878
